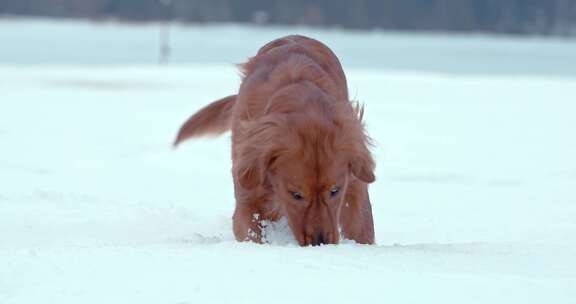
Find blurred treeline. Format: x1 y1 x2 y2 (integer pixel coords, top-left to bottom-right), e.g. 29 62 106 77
1 0 575 36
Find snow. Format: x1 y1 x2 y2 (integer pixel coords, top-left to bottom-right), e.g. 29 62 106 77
1 19 576 303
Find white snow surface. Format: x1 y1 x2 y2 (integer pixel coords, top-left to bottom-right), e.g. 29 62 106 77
1 19 576 303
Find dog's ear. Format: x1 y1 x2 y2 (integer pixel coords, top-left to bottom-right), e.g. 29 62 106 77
236 148 278 190
236 148 263 190
350 149 375 184
238 166 261 190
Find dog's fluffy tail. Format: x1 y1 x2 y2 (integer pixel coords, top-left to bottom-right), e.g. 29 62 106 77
173 95 236 147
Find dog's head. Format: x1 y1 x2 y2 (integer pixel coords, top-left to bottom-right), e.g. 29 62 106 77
236 87 374 246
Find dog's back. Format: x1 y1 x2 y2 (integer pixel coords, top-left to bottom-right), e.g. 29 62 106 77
235 36 349 122
242 35 348 99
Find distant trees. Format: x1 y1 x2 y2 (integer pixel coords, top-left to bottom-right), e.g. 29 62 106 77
1 0 575 36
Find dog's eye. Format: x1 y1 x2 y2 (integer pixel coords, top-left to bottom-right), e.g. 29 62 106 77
329 186 340 197
289 191 303 200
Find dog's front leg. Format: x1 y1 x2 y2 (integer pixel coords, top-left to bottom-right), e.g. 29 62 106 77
232 203 264 243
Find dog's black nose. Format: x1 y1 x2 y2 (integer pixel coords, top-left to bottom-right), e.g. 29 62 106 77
310 233 326 246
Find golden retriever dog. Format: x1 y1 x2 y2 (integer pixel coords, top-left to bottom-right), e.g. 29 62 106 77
174 35 375 246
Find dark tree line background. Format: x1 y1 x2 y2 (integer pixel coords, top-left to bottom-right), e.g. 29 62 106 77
1 0 576 36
